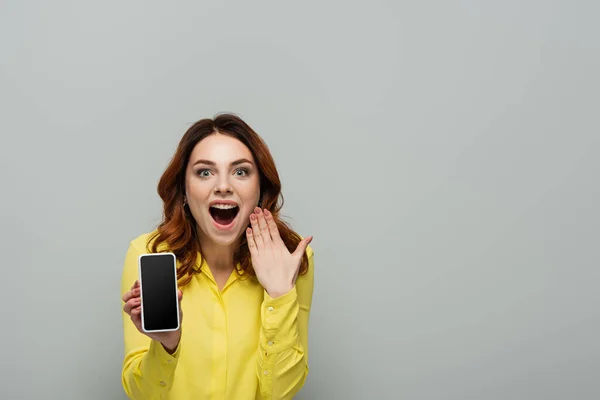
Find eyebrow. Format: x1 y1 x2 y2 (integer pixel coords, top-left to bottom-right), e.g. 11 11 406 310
192 158 254 167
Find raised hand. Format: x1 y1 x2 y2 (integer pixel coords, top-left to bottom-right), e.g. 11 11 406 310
246 207 312 298
122 280 183 354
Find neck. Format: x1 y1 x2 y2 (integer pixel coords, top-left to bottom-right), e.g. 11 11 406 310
197 232 237 272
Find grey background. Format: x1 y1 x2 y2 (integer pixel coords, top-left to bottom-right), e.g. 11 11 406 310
1 1 598 399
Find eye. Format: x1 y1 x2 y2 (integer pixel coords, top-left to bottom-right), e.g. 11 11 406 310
196 169 212 178
234 168 250 177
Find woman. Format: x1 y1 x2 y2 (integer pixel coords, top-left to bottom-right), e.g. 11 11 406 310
120 113 314 400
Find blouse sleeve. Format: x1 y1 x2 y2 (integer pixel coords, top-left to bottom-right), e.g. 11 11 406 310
120 240 182 399
256 245 315 399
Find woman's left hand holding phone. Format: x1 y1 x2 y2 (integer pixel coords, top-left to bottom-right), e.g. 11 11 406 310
122 280 183 354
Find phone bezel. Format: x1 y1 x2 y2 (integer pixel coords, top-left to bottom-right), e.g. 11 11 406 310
137 252 181 333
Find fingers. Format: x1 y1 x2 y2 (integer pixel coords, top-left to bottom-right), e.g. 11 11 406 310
264 209 285 247
292 236 313 258
249 211 264 249
122 286 140 303
123 297 141 315
253 208 274 252
246 227 258 256
123 280 141 315
122 280 139 302
291 236 312 284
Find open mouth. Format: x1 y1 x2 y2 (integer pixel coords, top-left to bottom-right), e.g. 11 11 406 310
209 204 239 226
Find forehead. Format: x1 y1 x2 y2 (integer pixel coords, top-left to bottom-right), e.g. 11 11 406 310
189 133 254 163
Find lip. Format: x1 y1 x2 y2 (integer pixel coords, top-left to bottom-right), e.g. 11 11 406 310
212 216 237 230
209 199 239 207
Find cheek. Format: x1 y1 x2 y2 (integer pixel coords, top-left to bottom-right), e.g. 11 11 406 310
186 184 211 206
235 178 260 201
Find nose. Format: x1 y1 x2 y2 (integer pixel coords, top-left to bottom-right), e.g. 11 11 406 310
214 176 233 195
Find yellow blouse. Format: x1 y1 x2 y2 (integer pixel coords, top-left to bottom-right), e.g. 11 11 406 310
120 231 314 400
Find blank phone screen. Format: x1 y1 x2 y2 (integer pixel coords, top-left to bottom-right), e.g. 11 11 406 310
139 253 179 331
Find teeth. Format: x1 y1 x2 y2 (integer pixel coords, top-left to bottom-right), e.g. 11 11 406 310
211 204 238 210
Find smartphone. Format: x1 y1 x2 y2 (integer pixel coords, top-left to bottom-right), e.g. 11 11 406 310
138 252 180 333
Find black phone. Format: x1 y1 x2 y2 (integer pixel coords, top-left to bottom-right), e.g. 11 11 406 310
138 253 180 333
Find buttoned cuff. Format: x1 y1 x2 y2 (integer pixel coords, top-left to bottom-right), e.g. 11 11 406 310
260 286 300 354
145 339 180 389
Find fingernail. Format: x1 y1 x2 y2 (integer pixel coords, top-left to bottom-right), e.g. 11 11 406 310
256 208 262 214
264 210 271 217
250 214 256 221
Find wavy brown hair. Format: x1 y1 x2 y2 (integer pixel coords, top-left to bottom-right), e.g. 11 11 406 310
146 113 309 287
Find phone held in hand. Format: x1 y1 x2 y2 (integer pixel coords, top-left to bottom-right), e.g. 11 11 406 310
138 253 180 333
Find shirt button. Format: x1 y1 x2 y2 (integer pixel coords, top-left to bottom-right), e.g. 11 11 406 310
159 381 166 386
263 370 269 375
268 306 274 311
268 341 274 346
167 360 173 364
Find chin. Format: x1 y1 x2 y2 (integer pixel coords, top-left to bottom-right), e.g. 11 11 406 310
208 234 241 247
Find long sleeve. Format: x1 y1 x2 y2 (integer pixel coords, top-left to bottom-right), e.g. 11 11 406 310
120 240 182 400
256 246 315 400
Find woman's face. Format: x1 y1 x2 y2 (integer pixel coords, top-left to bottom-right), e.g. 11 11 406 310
184 133 261 247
